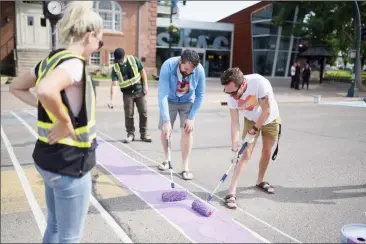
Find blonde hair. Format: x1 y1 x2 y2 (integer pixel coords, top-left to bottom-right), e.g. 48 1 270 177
58 1 103 45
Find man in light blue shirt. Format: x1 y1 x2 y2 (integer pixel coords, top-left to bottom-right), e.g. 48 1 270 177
157 49 206 180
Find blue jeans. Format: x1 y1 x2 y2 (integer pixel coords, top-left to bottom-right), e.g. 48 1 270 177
35 165 91 243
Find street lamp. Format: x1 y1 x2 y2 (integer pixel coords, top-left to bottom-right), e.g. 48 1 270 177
347 0 361 97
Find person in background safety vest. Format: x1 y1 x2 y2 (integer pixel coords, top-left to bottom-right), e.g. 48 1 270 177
9 2 103 243
109 48 152 143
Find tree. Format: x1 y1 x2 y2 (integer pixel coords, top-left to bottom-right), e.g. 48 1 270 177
273 1 366 90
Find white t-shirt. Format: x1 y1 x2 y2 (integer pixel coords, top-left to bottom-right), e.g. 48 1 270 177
176 65 190 97
31 58 84 116
291 65 296 76
227 73 279 125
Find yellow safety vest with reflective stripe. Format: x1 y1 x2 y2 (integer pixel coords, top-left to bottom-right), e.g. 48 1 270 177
113 55 141 89
35 49 96 148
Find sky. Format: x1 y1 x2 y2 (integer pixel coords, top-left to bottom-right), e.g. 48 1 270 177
178 1 259 22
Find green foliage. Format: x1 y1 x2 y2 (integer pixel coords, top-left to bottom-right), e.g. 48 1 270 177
325 70 366 80
272 1 366 51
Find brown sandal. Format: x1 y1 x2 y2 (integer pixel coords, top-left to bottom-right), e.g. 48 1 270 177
224 194 237 209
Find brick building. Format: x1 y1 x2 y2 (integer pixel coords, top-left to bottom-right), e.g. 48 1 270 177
0 1 158 77
218 1 301 79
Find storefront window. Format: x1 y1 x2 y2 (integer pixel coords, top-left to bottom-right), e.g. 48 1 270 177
292 37 300 51
156 48 182 73
252 21 278 35
253 50 275 76
251 4 273 22
253 36 277 50
156 27 233 77
205 51 230 77
251 2 301 77
274 51 288 76
157 27 232 50
279 36 291 51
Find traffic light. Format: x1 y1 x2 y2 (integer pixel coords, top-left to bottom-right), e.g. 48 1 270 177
362 27 366 41
183 1 186 5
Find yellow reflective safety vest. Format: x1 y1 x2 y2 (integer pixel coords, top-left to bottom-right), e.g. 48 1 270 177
112 55 141 89
32 49 97 177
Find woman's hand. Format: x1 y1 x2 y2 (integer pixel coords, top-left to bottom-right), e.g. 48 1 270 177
48 120 77 144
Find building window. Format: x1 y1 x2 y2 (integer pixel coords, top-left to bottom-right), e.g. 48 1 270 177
93 1 122 32
251 4 273 22
90 52 101 65
109 52 115 65
27 16 34 26
274 51 288 77
253 36 277 50
253 50 275 76
252 21 278 36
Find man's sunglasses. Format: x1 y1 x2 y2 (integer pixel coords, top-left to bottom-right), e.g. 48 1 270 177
223 85 241 96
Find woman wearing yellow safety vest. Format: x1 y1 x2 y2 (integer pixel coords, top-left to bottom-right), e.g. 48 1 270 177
9 1 103 243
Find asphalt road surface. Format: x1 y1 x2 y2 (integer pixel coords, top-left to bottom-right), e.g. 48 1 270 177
1 86 366 243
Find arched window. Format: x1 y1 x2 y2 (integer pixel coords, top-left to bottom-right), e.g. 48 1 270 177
93 1 122 32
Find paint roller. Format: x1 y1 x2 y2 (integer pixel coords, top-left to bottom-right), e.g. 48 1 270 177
191 135 254 217
161 135 187 202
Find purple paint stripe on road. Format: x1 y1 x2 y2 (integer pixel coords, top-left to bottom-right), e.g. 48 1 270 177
96 140 265 243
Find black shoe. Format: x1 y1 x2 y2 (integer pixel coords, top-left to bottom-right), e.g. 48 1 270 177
141 135 152 143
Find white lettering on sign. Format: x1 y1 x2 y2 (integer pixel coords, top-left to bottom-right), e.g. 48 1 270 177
157 31 230 50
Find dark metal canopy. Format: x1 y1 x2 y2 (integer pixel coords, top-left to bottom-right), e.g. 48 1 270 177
299 47 333 58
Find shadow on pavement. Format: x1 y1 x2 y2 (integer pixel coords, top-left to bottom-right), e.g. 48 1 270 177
216 184 366 205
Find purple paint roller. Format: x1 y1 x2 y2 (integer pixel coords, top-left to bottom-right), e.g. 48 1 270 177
192 141 250 217
161 136 187 202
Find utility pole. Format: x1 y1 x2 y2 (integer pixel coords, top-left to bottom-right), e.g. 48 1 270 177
167 1 185 57
347 0 361 97
168 1 174 57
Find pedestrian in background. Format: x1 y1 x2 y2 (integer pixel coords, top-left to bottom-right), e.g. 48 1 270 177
109 48 152 143
302 63 311 90
294 61 301 90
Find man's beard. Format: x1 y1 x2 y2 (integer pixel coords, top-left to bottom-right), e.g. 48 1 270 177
179 65 189 77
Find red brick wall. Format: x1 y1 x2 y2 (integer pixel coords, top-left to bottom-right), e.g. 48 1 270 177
0 1 15 75
96 1 157 76
218 2 269 75
139 1 157 76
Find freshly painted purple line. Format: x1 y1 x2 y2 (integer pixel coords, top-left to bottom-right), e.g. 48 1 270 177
96 140 264 243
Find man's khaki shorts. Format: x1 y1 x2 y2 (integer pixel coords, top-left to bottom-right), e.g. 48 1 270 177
242 116 281 141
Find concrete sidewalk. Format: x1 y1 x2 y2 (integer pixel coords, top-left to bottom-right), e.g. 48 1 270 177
1 79 365 111
92 81 365 109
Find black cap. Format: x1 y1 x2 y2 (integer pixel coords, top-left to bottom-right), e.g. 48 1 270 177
114 48 125 61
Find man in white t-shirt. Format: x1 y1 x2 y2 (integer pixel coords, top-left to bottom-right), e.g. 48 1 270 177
220 67 281 209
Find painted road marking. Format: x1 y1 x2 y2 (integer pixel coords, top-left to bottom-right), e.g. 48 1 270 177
1 170 36 214
1 126 46 236
95 139 265 243
95 129 302 244
321 101 366 107
1 168 48 215
22 109 268 243
11 111 134 244
23 109 293 243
